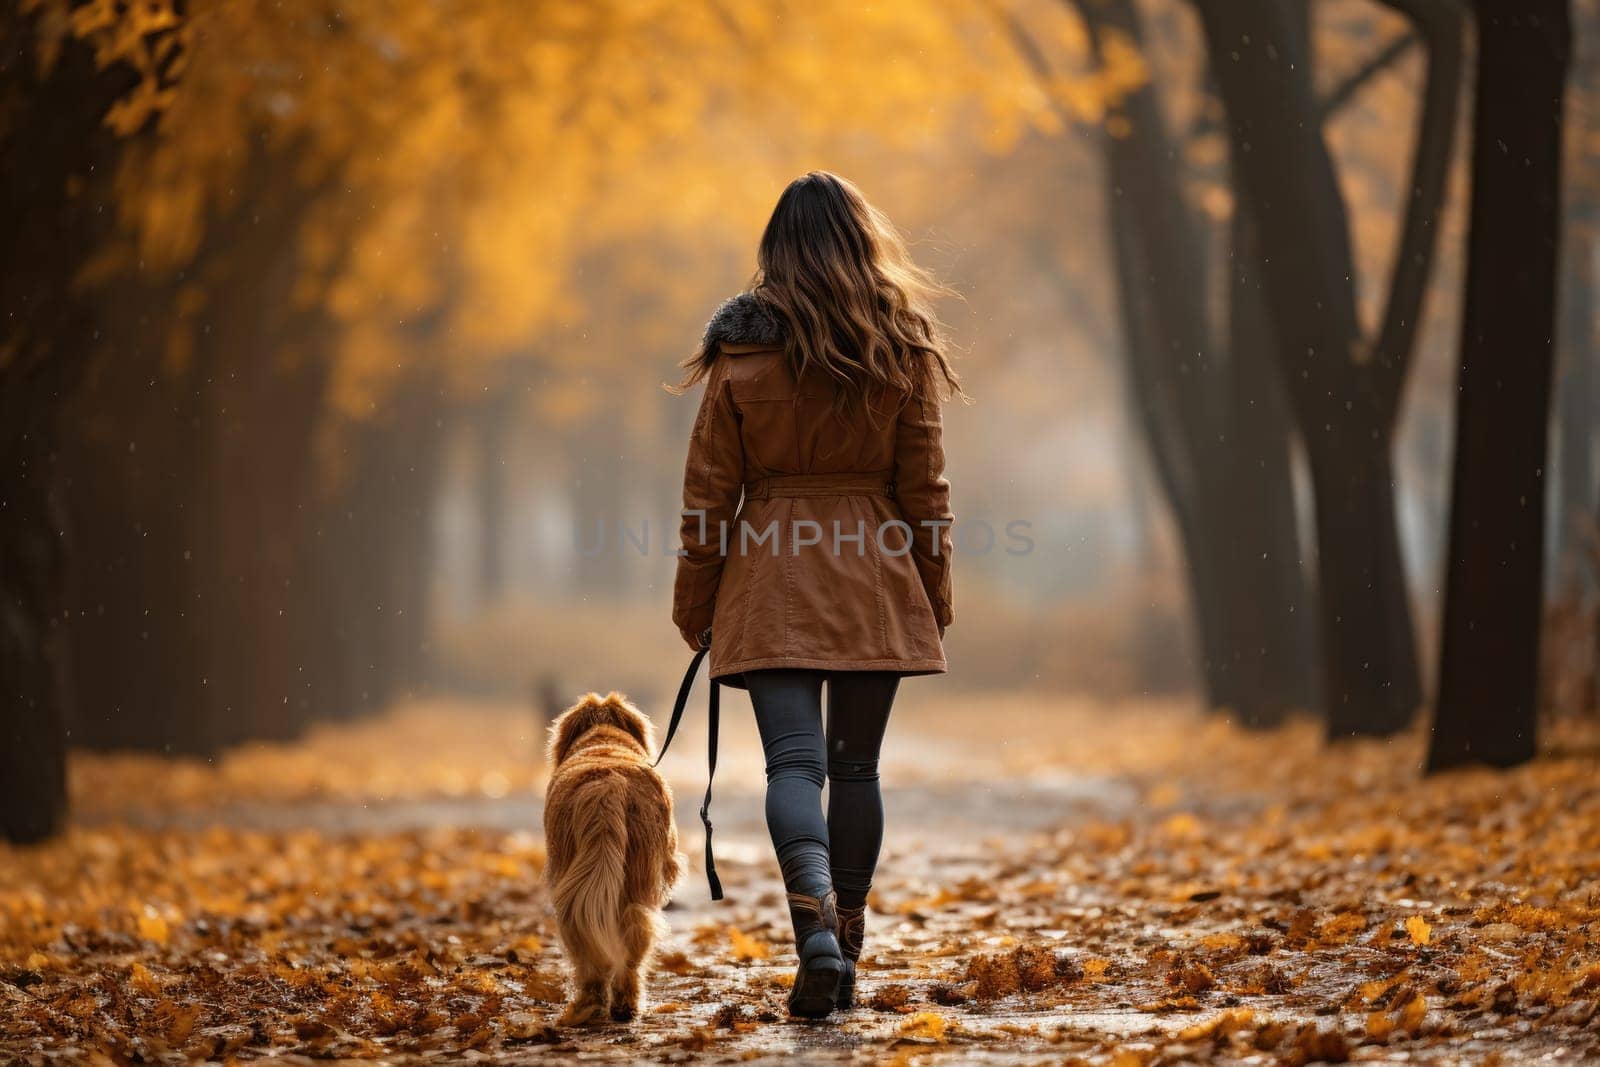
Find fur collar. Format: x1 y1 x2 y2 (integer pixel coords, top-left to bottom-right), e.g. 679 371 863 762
703 292 786 351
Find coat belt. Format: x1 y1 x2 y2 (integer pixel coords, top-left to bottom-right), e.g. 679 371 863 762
744 468 896 501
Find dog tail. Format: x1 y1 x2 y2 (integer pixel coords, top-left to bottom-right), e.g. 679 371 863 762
550 774 631 969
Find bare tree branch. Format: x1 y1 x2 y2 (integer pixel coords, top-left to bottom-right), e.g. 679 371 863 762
1365 0 1466 427
1318 31 1418 121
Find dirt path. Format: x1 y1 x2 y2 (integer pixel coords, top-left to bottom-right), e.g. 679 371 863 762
8 692 1600 1064
76 699 1150 1061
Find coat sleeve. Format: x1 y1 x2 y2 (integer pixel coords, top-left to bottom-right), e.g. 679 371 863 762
893 391 954 630
672 357 744 649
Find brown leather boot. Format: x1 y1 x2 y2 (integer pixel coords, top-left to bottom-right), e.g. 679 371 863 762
785 890 843 1018
835 902 866 1009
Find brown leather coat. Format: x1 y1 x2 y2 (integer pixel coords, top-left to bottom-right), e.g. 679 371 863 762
672 294 953 686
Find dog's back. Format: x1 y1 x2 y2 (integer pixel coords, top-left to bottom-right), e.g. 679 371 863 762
544 694 682 1024
544 736 675 960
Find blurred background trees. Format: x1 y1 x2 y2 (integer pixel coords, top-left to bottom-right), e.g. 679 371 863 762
2 0 1595 841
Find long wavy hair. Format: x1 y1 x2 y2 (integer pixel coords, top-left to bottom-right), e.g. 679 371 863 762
679 172 961 407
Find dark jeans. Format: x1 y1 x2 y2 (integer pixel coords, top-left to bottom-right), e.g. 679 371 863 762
745 668 899 909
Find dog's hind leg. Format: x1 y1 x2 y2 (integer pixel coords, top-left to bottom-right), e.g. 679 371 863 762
558 954 611 1027
609 904 660 1022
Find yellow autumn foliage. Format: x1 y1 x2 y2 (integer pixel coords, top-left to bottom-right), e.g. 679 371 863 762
31 0 1139 418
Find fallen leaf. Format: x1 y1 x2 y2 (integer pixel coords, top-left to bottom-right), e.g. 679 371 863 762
727 926 770 962
896 1011 950 1044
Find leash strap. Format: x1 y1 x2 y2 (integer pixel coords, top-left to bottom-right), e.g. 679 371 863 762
702 679 723 900
654 645 724 901
654 646 706 767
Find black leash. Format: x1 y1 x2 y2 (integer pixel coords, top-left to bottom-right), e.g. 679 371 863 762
654 645 724 900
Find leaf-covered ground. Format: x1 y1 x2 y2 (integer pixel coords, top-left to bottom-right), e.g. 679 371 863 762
3 692 1599 1064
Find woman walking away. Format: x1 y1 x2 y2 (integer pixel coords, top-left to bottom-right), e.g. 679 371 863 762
672 171 958 1019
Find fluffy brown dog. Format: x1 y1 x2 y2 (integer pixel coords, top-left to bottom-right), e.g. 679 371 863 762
544 692 682 1025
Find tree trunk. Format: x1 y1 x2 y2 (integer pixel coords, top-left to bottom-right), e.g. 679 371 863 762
61 297 212 752
0 425 69 843
202 338 332 748
1071 0 1318 726
389 387 445 694
1222 213 1323 720
476 394 512 607
573 436 631 597
1197 0 1441 737
319 375 446 717
1097 137 1233 710
1429 0 1570 772
0 10 132 838
1552 229 1595 591
1303 429 1421 734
